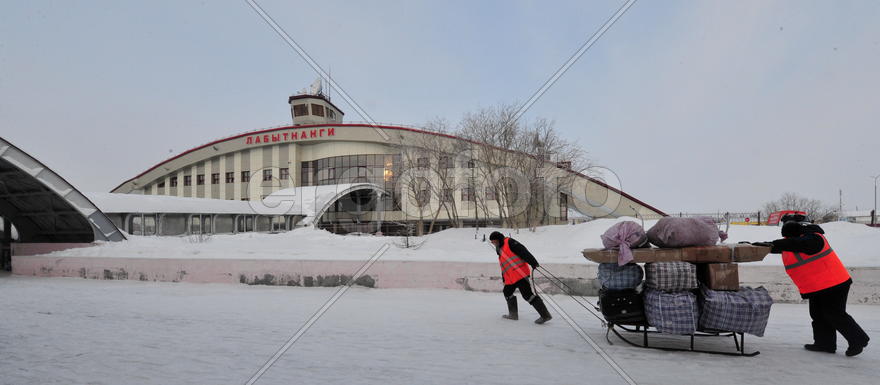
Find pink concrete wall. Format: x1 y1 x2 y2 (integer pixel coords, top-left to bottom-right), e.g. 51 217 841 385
10 254 880 304
10 254 597 293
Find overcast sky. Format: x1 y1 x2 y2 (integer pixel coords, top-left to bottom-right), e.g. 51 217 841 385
2 1 878 214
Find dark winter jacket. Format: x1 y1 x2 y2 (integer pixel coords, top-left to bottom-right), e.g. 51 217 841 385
769 223 826 255
496 237 540 268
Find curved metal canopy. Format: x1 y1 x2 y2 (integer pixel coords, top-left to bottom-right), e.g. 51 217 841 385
0 137 125 243
263 183 388 225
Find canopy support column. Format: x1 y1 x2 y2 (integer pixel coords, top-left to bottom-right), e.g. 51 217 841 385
1 216 11 271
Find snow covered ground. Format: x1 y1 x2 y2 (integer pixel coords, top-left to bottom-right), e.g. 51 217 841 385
36 218 880 266
1 276 877 385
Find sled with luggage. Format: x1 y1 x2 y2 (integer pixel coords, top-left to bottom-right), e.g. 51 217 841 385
575 218 774 356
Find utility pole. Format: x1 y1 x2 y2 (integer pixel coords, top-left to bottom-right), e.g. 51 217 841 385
872 175 880 226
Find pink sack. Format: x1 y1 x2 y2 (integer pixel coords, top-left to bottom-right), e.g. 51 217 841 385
647 217 727 248
601 221 649 265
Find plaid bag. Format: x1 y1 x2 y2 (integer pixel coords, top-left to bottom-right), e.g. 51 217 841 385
597 263 644 290
645 262 698 292
699 286 773 337
644 288 699 335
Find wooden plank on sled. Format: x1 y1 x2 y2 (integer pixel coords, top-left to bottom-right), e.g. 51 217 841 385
581 244 770 264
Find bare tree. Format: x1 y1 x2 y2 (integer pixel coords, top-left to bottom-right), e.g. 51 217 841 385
456 105 521 227
395 145 434 235
417 118 463 232
763 192 839 223
454 104 591 229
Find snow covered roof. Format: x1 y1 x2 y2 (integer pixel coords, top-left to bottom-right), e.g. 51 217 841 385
86 192 276 215
87 183 387 224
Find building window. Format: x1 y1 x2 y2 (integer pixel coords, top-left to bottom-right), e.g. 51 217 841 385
416 189 430 207
485 187 496 200
279 168 289 180
461 178 477 202
327 109 336 119
417 157 429 169
311 104 325 117
441 188 453 202
263 169 273 181
467 159 476 169
293 104 308 117
225 172 235 183
559 192 569 221
211 173 220 185
190 216 202 234
241 171 250 183
170 177 178 187
157 180 165 188
462 186 475 202
301 161 313 186
439 156 452 169
184 175 192 186
196 174 205 186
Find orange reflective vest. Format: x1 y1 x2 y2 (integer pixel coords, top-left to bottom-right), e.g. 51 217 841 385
499 237 531 285
781 233 850 294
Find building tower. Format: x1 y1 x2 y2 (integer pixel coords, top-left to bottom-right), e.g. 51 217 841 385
289 79 344 126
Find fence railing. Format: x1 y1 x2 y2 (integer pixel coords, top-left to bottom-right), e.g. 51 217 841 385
638 211 765 224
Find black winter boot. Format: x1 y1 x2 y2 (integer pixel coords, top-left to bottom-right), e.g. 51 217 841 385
502 296 518 320
529 296 552 324
846 339 868 357
804 344 836 353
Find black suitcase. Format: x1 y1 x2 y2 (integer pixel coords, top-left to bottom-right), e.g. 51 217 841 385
599 288 647 325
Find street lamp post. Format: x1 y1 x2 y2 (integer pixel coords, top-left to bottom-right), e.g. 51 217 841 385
872 175 880 226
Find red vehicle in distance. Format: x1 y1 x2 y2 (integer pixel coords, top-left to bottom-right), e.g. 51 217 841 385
767 210 808 226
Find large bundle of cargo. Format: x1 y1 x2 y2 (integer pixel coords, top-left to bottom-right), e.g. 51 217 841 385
646 216 726 248
699 286 773 337
600 220 649 265
645 261 698 292
644 288 700 335
596 262 646 324
598 263 643 290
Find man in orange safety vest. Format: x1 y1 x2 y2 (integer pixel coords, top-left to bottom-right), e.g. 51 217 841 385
489 231 552 324
760 216 870 357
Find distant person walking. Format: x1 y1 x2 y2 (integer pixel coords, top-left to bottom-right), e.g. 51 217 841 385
489 231 552 324
761 215 870 356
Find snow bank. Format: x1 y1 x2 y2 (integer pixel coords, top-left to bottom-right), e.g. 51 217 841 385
34 218 880 266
